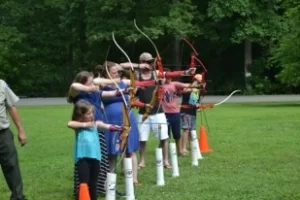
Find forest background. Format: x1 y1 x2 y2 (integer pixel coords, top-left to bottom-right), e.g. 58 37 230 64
1 0 299 97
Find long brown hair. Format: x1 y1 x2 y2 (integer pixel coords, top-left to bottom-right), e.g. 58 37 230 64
67 71 94 103
101 61 118 78
94 64 103 77
71 100 94 121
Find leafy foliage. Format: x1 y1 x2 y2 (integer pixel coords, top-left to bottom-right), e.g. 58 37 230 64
271 5 300 86
0 0 300 95
207 0 284 43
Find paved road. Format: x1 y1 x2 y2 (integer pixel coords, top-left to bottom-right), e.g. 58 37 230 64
17 95 300 106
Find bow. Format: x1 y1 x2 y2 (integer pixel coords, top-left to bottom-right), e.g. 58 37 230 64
181 38 241 110
134 19 164 122
111 33 136 107
107 32 134 154
195 90 242 111
181 37 207 93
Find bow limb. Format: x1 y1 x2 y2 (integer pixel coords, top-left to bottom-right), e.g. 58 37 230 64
194 90 241 113
214 90 241 106
181 37 207 93
104 60 129 168
133 20 161 66
181 37 207 72
133 19 163 78
195 90 241 111
120 103 131 151
111 32 136 155
112 32 136 106
128 69 136 106
134 19 164 119
134 19 164 81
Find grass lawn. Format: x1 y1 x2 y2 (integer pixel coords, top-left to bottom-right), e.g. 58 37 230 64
1 102 300 200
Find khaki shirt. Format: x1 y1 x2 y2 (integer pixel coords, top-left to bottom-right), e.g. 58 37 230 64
0 80 19 130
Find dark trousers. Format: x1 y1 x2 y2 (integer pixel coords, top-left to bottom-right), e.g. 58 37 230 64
76 158 100 200
166 113 182 140
0 128 26 200
74 132 109 197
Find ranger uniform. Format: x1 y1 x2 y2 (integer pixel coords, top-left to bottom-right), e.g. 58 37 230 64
0 79 27 200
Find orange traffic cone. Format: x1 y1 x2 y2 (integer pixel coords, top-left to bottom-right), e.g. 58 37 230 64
79 183 90 200
198 125 213 152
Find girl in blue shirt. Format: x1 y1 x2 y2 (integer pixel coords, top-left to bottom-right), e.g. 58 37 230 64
67 71 131 197
67 100 122 200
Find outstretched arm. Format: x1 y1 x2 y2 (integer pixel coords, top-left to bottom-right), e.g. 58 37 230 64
132 99 153 109
122 79 160 88
93 77 120 86
67 121 94 129
101 88 131 98
96 121 122 132
120 63 151 70
156 68 196 79
68 83 99 100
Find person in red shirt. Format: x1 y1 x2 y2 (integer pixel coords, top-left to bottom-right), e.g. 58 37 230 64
161 69 201 155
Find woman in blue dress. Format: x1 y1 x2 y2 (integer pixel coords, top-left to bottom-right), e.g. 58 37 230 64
101 61 140 184
67 71 131 197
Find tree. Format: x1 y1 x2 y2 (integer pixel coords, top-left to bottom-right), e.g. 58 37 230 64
205 0 284 91
271 3 300 87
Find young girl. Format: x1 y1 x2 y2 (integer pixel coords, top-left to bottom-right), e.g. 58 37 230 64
68 100 122 200
67 71 131 197
180 74 204 155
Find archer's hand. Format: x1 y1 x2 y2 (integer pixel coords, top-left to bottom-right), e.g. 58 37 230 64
145 104 153 109
126 87 135 93
185 68 196 76
84 122 95 128
139 63 152 70
88 85 99 92
109 125 123 132
18 129 27 147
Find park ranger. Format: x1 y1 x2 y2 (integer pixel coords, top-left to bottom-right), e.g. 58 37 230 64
0 79 27 200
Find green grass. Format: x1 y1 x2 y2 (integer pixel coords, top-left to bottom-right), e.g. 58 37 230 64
1 102 300 200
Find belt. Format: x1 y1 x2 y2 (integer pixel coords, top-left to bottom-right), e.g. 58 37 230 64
0 128 8 133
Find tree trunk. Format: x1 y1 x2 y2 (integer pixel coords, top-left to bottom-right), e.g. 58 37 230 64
78 1 88 70
244 40 252 90
173 35 181 71
172 0 181 71
66 43 74 90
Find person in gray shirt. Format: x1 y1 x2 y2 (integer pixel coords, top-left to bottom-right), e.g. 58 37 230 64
0 79 27 200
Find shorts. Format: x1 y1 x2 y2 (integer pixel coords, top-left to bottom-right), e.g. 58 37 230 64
180 113 196 130
165 113 181 140
137 113 169 141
